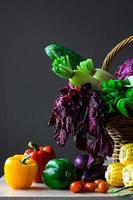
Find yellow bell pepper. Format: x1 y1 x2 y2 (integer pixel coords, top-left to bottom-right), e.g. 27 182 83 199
119 143 133 165
122 163 133 190
105 162 124 187
4 155 38 189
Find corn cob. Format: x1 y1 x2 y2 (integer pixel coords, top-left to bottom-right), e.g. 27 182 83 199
122 163 133 190
105 162 124 187
119 144 133 165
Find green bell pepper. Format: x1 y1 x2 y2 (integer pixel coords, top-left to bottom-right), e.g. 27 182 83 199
42 158 76 189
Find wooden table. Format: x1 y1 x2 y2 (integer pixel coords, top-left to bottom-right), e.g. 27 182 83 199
0 177 132 200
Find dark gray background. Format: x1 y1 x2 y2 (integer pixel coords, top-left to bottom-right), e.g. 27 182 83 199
0 0 132 176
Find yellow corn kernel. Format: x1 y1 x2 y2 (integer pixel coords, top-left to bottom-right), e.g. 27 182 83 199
105 162 124 187
119 143 133 165
122 163 133 190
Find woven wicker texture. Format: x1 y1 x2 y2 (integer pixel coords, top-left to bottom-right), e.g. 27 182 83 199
102 36 133 161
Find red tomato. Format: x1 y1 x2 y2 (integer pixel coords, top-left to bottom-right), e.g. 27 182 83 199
43 146 56 159
70 181 84 193
84 182 95 192
94 179 104 188
97 181 109 193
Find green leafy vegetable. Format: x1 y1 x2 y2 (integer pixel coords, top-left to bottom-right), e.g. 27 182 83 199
52 57 95 86
44 43 84 70
44 43 101 89
52 56 74 79
69 59 99 88
76 59 95 75
100 79 133 117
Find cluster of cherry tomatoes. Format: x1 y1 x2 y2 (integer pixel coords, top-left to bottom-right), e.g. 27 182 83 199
70 179 109 193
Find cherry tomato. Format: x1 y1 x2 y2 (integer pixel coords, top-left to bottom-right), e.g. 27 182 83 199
97 181 109 193
84 182 95 192
94 179 104 188
70 181 84 193
43 146 56 159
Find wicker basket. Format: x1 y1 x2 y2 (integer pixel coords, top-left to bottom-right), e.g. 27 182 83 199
101 35 133 162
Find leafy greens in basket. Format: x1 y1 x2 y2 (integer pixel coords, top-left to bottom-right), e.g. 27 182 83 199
44 43 133 166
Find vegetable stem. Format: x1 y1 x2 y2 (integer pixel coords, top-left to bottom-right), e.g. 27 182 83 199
61 65 74 76
28 141 39 151
66 55 72 69
109 186 133 193
21 157 29 164
51 49 59 59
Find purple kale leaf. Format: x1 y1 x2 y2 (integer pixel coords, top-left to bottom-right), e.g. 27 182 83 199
115 58 133 80
48 83 114 163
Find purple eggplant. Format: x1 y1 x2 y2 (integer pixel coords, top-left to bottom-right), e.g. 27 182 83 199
74 154 88 171
82 165 107 182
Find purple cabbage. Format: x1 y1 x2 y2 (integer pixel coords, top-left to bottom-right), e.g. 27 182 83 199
115 58 133 80
48 83 114 165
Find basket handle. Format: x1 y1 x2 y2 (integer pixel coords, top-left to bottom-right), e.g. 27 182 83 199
102 35 133 71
